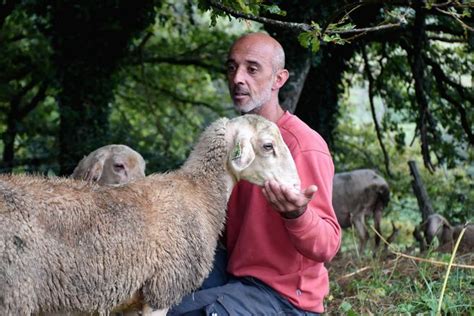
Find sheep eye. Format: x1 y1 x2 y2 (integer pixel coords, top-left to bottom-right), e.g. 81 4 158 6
262 143 274 151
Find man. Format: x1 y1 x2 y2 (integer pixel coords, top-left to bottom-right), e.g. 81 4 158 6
169 32 341 315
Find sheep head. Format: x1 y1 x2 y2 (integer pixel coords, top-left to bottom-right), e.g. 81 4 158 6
72 144 146 185
423 213 453 245
226 114 300 189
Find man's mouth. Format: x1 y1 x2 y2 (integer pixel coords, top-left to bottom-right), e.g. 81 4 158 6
233 90 250 100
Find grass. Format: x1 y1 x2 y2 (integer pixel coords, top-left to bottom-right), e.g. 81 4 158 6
325 227 474 315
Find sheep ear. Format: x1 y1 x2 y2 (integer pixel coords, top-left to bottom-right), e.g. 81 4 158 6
72 155 105 182
230 138 255 172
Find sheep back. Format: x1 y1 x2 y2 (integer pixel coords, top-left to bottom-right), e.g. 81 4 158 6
333 169 389 228
0 171 226 314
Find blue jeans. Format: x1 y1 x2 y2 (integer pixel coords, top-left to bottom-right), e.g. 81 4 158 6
167 247 319 316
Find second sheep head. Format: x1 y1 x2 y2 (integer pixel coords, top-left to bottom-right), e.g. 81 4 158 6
72 144 146 185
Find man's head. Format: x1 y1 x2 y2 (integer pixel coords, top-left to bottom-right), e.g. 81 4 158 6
226 32 289 114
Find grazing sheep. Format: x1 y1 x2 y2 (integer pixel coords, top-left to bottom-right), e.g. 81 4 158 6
0 114 300 316
71 144 146 185
420 213 474 253
332 169 390 251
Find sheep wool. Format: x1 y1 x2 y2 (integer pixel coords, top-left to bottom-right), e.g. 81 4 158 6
0 114 300 315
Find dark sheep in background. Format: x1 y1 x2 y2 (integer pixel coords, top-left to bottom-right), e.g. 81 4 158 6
419 213 474 254
332 169 390 252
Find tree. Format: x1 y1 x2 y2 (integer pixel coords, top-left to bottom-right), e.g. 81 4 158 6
40 0 160 174
1 0 472 176
204 0 473 173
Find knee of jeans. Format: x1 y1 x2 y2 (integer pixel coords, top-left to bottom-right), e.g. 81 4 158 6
204 299 231 316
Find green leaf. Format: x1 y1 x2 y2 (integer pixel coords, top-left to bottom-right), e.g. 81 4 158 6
261 4 287 16
340 301 352 312
297 32 311 48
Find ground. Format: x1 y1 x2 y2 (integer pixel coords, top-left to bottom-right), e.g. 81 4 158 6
325 244 474 315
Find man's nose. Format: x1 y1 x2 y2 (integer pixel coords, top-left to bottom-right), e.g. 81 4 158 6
231 67 246 85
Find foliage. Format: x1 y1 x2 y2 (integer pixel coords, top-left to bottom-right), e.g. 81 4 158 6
322 24 473 314
110 0 258 172
0 6 56 173
0 0 261 174
335 81 473 226
0 1 472 313
205 0 473 173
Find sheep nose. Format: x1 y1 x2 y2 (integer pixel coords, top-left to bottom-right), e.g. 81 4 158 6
113 163 125 171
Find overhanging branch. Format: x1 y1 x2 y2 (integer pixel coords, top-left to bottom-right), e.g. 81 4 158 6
361 46 393 177
424 56 474 145
208 0 403 37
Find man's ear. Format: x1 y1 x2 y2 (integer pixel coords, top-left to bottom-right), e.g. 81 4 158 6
272 69 289 90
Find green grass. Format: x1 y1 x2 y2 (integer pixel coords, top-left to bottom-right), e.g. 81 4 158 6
326 227 474 315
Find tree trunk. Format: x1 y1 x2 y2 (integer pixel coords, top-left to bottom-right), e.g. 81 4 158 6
266 27 312 113
295 44 355 148
408 160 435 222
46 0 157 175
265 1 360 148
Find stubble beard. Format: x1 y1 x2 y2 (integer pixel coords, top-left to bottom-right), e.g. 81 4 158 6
233 82 273 114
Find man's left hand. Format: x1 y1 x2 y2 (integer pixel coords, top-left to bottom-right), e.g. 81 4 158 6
262 180 317 219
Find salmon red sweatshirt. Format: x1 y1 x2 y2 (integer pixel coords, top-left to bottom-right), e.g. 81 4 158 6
225 111 341 313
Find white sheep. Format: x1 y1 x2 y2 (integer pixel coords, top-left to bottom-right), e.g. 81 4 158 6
0 114 300 316
332 169 390 251
71 144 146 185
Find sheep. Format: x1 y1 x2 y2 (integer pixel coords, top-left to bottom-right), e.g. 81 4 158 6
71 144 146 185
419 213 474 254
0 114 300 316
332 169 390 252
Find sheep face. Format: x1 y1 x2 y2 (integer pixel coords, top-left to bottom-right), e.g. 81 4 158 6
72 144 146 185
227 115 300 189
424 213 452 245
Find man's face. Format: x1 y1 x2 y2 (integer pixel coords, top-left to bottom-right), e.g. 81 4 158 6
226 38 276 113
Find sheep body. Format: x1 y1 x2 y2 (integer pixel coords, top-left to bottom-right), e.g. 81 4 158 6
421 213 474 253
0 115 299 315
332 169 390 251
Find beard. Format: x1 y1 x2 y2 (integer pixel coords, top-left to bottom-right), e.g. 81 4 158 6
235 88 272 114
231 76 274 114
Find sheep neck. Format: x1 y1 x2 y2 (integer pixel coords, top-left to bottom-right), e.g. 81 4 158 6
181 118 235 201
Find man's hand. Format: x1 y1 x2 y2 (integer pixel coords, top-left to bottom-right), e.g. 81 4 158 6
262 180 318 219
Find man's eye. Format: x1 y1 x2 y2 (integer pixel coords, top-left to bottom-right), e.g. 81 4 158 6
248 67 257 74
263 143 273 151
227 65 236 73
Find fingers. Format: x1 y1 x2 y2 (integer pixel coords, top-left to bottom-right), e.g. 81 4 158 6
303 185 318 199
262 180 317 214
262 181 285 211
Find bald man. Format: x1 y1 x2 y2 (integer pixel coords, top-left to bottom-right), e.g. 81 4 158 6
168 33 341 315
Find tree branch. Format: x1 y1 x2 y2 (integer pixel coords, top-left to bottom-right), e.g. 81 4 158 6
434 7 474 32
423 56 474 104
208 0 403 37
208 0 310 32
18 81 49 119
155 87 226 114
427 35 466 43
128 55 225 74
361 46 393 177
423 56 474 145
408 3 435 171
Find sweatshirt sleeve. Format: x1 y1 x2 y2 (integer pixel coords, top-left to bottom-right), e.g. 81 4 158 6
283 149 341 262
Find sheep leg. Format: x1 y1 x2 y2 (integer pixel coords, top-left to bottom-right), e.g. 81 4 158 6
373 201 383 249
352 214 368 252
